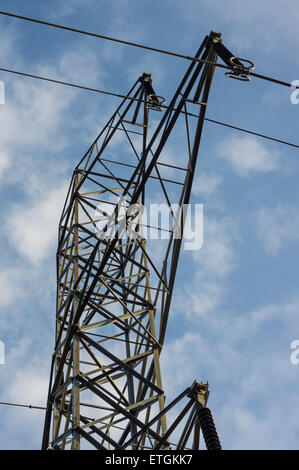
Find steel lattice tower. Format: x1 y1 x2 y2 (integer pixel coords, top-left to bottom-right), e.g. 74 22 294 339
41 30 249 450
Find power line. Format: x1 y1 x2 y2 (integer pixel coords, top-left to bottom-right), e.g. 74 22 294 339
0 401 193 450
204 118 299 149
0 65 298 150
0 10 233 70
0 66 132 99
0 9 298 90
0 401 46 410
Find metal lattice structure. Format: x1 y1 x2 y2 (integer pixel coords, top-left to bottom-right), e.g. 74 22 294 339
41 31 243 450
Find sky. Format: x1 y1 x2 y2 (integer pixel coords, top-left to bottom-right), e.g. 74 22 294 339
0 0 299 450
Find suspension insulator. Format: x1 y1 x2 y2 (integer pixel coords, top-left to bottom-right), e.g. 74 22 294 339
197 407 222 450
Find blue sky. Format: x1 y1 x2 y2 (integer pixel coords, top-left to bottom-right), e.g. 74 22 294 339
0 0 299 450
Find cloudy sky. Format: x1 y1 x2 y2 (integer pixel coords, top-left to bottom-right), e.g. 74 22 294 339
0 0 299 450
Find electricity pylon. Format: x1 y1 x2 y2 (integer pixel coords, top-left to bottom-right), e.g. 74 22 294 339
42 30 250 450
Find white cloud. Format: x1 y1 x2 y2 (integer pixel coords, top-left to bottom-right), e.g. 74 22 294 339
194 215 239 279
5 182 68 265
0 261 56 335
173 215 239 319
0 20 21 65
262 87 290 107
0 150 10 178
127 55 165 88
217 135 280 176
0 269 26 308
179 278 223 319
162 298 299 449
6 366 49 407
0 339 51 449
50 0 97 19
177 0 299 55
0 30 110 268
255 203 299 255
55 47 107 85
193 172 222 197
0 32 107 188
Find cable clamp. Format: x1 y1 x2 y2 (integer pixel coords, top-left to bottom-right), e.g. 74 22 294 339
147 94 166 111
225 56 255 82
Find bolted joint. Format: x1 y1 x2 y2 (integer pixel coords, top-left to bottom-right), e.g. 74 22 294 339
211 31 222 43
71 323 80 334
188 380 210 406
139 72 165 110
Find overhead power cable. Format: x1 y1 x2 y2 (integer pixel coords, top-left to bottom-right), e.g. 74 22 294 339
0 65 298 150
0 400 192 449
204 118 299 149
0 10 232 69
0 66 131 99
0 401 46 410
0 10 298 90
